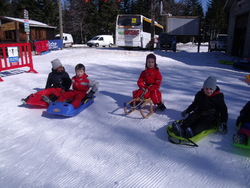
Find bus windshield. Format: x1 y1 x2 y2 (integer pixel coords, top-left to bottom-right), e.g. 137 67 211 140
118 16 141 26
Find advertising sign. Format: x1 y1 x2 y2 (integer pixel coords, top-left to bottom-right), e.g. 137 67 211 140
7 47 19 63
24 20 30 32
48 39 63 50
24 10 30 33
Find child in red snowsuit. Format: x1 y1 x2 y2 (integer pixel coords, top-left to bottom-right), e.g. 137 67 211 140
57 63 99 109
133 53 166 111
21 58 71 107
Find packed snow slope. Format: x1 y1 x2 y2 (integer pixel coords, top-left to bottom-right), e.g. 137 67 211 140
0 43 249 188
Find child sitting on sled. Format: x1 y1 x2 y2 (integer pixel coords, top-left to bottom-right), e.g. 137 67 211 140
172 76 228 138
21 58 72 107
132 53 166 111
56 63 99 109
233 101 250 145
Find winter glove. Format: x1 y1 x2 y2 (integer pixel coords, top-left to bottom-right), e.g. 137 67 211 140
218 122 227 134
49 94 59 102
86 90 95 99
181 110 187 117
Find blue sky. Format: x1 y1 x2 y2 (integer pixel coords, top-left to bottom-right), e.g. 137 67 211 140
200 0 208 12
176 0 208 12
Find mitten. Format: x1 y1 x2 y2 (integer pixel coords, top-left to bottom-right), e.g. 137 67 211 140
218 122 227 134
181 110 187 117
50 94 59 102
86 90 95 98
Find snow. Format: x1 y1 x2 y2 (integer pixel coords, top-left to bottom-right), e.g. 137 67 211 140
0 43 250 188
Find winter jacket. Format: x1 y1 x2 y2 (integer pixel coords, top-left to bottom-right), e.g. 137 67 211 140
45 67 71 91
57 73 99 108
72 74 99 93
185 86 228 124
237 101 250 125
137 68 162 91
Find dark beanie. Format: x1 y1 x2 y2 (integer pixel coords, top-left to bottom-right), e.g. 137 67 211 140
203 76 217 90
146 53 156 62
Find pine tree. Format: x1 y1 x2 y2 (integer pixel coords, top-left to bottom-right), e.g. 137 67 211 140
205 0 228 39
183 0 203 17
0 0 11 16
36 0 58 26
10 0 40 20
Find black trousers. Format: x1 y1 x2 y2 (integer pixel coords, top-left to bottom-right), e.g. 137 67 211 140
182 112 217 135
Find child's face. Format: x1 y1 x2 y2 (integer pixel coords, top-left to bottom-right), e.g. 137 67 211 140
56 66 63 73
203 87 215 96
76 69 85 77
147 58 155 69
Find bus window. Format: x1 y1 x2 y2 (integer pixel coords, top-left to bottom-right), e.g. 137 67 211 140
118 16 141 26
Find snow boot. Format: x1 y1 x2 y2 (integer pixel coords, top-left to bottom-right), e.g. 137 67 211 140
233 133 247 145
157 102 166 111
21 98 27 104
42 95 52 104
172 121 184 137
21 94 33 104
185 127 194 138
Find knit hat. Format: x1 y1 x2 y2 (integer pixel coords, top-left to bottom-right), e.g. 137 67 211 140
203 76 217 90
146 53 156 62
51 58 62 70
145 53 158 69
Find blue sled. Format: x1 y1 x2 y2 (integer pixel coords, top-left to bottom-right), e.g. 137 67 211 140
46 96 95 117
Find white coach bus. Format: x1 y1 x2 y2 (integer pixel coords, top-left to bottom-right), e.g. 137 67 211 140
115 14 164 49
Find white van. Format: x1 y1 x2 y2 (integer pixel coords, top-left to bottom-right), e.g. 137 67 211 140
55 33 74 47
87 35 114 47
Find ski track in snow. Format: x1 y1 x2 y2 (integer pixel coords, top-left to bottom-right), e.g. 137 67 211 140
0 44 250 188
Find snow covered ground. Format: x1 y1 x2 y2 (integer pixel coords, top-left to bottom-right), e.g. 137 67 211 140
0 43 249 188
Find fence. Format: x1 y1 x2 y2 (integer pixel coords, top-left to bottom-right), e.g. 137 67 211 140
34 40 49 55
0 43 38 81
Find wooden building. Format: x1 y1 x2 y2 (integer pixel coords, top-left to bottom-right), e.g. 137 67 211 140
0 16 56 44
225 0 250 58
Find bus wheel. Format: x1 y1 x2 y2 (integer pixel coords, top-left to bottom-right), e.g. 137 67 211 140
95 43 99 47
109 43 112 47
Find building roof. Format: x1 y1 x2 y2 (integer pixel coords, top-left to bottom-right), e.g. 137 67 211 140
0 16 57 29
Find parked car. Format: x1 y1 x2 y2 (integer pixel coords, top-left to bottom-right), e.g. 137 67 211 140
55 33 74 47
158 33 177 52
87 35 114 47
209 34 227 52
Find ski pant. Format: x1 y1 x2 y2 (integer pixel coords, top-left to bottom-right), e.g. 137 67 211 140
132 88 162 105
182 112 217 135
57 90 87 109
238 123 250 137
26 88 63 107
